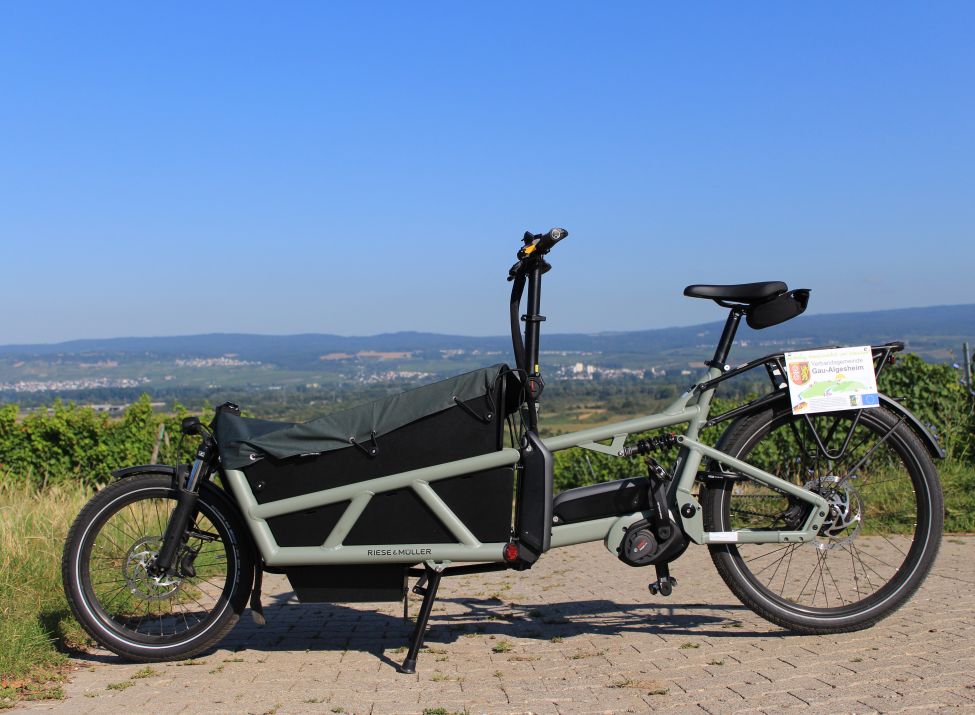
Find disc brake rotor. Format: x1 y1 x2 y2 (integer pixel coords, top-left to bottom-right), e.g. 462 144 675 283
123 536 182 600
803 475 862 550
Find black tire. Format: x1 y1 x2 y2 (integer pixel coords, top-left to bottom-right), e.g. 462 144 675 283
702 403 942 633
62 474 255 661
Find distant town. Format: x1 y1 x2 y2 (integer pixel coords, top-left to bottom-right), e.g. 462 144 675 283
0 377 151 394
1 303 971 412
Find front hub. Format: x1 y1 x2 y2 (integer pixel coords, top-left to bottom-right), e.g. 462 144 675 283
124 536 182 600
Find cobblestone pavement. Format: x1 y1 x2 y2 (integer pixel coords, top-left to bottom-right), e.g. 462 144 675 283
19 536 975 715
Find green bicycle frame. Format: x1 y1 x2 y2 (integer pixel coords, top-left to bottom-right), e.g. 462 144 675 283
221 364 830 569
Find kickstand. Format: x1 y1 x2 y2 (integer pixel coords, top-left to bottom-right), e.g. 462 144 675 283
399 567 442 674
250 563 266 625
404 572 428 622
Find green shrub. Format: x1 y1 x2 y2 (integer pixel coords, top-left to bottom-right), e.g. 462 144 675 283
878 353 974 462
0 396 199 488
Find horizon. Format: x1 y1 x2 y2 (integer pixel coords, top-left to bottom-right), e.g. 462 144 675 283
2 300 971 350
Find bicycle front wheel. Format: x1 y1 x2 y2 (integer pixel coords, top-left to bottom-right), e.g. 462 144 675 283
62 474 254 661
701 403 942 633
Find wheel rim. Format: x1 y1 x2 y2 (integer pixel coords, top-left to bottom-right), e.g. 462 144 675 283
719 409 933 617
78 486 238 644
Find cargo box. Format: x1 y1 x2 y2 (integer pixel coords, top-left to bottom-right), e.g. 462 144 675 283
214 365 520 552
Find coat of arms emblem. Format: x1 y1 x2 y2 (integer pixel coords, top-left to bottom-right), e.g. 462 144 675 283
789 361 811 385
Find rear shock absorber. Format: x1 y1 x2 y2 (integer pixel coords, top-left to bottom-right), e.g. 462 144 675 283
619 433 678 458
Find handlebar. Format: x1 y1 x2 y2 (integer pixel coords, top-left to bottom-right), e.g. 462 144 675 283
508 227 569 281
520 227 568 259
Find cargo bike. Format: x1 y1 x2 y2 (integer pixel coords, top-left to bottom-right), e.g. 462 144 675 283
62 229 944 673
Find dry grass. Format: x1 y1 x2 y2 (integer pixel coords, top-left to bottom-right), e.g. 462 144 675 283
0 479 92 707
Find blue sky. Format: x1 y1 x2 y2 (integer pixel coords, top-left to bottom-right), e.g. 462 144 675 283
1 3 972 344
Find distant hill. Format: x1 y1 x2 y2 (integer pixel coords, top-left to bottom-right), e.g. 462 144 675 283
1 304 972 399
1 304 972 366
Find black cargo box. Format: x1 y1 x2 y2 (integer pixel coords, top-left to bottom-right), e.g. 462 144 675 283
214 365 520 550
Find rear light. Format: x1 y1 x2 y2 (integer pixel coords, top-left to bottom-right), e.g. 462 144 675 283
503 543 519 562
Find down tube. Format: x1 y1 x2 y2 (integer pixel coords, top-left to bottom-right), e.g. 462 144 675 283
543 397 705 549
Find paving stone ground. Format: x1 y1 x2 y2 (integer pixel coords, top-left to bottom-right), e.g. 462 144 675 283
19 536 975 715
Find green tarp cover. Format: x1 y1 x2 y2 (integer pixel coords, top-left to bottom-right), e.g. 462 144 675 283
214 364 508 470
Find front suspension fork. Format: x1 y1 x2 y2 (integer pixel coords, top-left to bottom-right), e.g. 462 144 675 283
153 438 214 575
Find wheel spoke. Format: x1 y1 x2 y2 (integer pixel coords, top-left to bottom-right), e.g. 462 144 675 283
779 541 796 597
878 533 908 557
767 544 798 590
820 551 846 605
795 554 821 604
852 543 892 583
848 544 863 598
743 543 795 564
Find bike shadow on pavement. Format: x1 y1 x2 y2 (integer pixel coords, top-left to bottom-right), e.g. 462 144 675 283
217 589 772 658
69 589 774 669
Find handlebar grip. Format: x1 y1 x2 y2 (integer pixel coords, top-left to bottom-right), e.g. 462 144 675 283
536 227 568 252
518 227 569 260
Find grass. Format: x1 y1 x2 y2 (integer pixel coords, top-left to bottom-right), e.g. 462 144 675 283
569 649 604 659
610 676 669 695
941 461 975 532
0 479 93 707
2 682 65 708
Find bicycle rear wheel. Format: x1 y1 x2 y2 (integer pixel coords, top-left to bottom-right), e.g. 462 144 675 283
701 403 942 633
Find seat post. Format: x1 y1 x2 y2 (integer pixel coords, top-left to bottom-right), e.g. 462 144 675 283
710 306 745 369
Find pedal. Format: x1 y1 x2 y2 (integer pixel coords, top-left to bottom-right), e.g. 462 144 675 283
648 563 677 597
648 577 677 596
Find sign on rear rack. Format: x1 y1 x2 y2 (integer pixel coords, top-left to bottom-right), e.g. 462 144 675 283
783 345 879 415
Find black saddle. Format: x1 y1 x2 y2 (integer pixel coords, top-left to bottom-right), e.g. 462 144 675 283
684 281 810 329
683 281 787 304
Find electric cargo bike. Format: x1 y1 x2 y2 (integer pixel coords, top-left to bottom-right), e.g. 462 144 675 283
62 228 944 673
